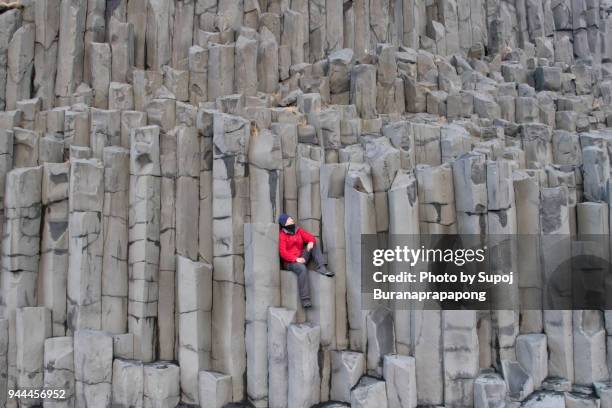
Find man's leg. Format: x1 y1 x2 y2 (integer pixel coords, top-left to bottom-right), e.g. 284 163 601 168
310 242 334 276
286 262 312 306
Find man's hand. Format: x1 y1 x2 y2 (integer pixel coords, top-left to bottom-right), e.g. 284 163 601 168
306 242 314 251
296 257 306 263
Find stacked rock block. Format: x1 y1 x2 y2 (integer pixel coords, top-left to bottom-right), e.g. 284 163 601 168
0 0 612 407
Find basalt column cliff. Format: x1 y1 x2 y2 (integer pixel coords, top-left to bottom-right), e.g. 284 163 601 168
1 0 612 407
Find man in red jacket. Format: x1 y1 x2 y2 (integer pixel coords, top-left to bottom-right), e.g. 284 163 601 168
279 213 334 309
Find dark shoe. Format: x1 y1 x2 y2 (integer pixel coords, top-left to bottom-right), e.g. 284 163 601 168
302 299 313 309
316 267 335 277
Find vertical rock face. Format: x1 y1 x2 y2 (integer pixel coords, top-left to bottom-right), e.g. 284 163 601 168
2 1 612 407
44 336 75 407
143 362 180 408
112 358 144 408
443 310 479 407
74 330 113 408
128 125 161 363
268 307 296 408
55 0 86 100
67 158 104 333
176 255 212 405
383 354 417 408
16 307 51 407
101 147 129 334
39 162 69 337
198 370 232 408
287 323 321 408
244 222 280 406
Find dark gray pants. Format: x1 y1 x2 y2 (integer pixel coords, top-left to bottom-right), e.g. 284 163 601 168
286 242 326 301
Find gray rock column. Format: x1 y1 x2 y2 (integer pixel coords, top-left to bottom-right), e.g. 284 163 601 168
321 163 348 349
145 0 172 69
126 0 145 68
351 376 388 408
176 126 200 260
330 350 364 403
90 108 120 160
143 362 180 408
89 42 110 109
128 125 161 362
176 256 212 404
582 146 610 202
287 323 321 408
384 354 417 408
38 162 69 337
268 307 297 408
516 334 548 389
412 309 444 405
281 9 305 65
453 152 487 234
189 45 208 105
474 373 507 408
34 0 59 110
0 9 21 111
43 336 75 407
366 308 395 376
275 122 298 217
74 330 112 407
235 35 258 97
513 170 542 334
442 310 479 407
416 163 456 234
67 158 104 333
109 17 134 83
207 43 234 101
345 163 376 351
350 64 377 119
2 166 43 397
198 371 232 408
109 82 134 112
364 137 400 233
544 309 574 382
211 113 249 401
16 307 51 407
245 223 281 406
158 126 176 361
55 0 86 99
501 359 534 402
6 23 35 110
171 0 193 70
573 310 609 385
101 147 129 334
257 27 279 94
83 0 105 85
249 129 281 223
112 359 143 408
297 146 322 246
198 131 213 264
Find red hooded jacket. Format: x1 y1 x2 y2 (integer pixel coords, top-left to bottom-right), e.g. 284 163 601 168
279 227 317 264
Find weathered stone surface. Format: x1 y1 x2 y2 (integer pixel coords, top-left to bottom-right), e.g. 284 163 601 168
287 323 321 408
268 307 296 408
74 330 112 408
128 126 161 363
198 371 231 408
112 359 143 408
143 362 180 408
350 376 388 408
384 354 417 408
176 255 212 404
516 334 548 389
